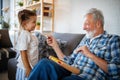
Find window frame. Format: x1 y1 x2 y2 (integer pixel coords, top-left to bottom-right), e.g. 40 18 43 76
0 0 3 24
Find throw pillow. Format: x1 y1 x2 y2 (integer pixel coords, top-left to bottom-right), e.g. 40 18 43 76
35 32 67 60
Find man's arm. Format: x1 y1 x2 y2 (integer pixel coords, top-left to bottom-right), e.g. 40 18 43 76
89 52 108 73
46 35 65 60
47 35 81 74
76 46 108 73
49 56 80 74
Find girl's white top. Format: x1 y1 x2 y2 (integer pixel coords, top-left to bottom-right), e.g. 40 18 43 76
15 30 39 69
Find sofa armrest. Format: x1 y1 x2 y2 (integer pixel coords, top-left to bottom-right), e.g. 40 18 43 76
8 58 17 80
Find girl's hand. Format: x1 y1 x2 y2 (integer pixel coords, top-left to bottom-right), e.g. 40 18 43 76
26 68 31 77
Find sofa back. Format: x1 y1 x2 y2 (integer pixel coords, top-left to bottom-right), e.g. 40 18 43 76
53 32 85 56
0 29 13 48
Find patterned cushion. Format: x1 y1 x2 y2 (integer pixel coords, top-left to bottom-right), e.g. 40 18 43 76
35 32 67 60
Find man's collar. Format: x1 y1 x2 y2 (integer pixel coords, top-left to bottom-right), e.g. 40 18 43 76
87 31 107 42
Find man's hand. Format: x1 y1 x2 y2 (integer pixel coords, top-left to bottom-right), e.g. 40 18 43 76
46 35 59 49
75 46 92 58
76 46 108 73
46 35 65 60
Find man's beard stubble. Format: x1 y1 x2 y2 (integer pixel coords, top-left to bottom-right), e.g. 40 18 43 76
86 30 96 38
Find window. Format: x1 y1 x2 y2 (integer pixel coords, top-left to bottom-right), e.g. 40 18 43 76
0 0 3 24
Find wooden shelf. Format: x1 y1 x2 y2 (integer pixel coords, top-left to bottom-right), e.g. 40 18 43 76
14 0 54 33
44 2 52 5
43 9 52 13
26 2 41 9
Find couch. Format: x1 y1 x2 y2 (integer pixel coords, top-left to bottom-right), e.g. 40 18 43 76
8 32 85 80
0 29 16 72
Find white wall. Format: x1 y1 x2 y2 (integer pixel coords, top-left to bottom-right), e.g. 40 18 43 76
54 0 72 33
54 0 120 35
10 0 15 30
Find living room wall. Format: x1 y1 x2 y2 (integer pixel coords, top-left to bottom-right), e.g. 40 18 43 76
54 0 120 35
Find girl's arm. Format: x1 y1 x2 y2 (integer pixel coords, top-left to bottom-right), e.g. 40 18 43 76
21 50 32 77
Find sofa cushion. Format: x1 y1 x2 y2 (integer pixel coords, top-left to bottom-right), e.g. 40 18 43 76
53 32 85 56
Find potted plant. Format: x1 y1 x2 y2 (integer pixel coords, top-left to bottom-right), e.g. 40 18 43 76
2 21 9 29
0 16 10 29
18 2 23 7
35 21 40 30
0 7 10 29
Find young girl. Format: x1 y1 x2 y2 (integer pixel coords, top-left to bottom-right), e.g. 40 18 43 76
15 9 39 80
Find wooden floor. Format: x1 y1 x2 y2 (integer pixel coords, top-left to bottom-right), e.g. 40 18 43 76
0 71 8 80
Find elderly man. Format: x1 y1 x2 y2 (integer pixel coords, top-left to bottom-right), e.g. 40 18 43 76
28 8 120 80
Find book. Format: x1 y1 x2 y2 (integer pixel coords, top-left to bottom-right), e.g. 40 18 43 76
49 56 80 74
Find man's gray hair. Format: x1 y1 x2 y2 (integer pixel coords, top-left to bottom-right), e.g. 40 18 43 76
85 8 104 27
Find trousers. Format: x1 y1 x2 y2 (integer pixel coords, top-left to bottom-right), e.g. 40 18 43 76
28 58 84 80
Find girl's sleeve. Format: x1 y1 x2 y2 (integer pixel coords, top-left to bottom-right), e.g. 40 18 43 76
17 32 31 51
